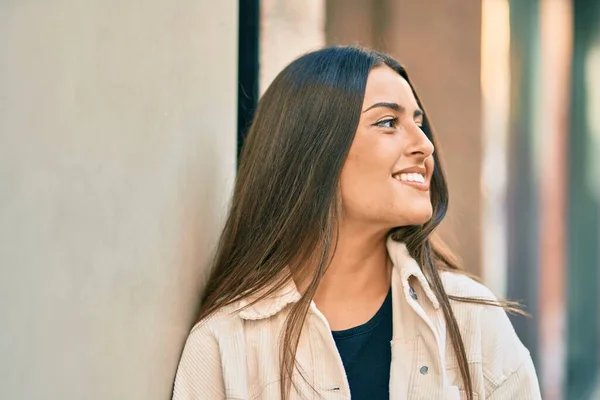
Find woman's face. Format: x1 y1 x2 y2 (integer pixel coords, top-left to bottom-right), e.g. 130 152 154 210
340 65 435 229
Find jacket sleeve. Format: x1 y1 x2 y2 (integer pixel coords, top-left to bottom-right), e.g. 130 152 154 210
172 322 226 400
442 273 542 399
486 356 541 400
477 292 542 400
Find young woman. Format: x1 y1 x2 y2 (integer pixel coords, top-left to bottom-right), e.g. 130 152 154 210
172 46 541 400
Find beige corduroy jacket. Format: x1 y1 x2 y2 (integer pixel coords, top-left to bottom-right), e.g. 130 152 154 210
172 237 541 399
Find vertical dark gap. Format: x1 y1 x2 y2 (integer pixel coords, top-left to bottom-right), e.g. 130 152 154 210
567 0 600 398
237 0 260 164
506 0 540 368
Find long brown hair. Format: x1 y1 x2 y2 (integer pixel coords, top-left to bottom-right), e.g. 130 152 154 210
198 46 518 400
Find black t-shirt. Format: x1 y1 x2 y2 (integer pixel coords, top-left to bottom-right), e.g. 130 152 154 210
332 289 393 400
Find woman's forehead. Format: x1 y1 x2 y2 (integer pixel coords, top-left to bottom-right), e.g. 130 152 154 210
362 66 418 109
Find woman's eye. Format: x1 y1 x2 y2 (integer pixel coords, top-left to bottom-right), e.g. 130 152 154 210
375 118 398 129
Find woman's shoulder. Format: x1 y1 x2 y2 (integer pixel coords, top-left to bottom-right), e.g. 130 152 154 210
439 271 539 396
439 269 496 299
186 302 244 341
173 304 246 399
439 270 520 342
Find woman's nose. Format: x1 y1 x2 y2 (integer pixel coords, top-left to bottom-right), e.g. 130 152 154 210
407 126 435 157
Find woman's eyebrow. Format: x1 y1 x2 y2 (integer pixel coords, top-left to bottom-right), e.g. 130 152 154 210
362 102 403 113
362 102 424 118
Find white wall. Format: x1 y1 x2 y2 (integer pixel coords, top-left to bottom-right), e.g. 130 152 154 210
260 0 325 93
0 1 237 399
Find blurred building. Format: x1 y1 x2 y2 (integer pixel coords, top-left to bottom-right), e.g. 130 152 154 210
245 0 600 399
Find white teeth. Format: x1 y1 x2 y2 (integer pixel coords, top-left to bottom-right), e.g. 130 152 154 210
394 173 425 183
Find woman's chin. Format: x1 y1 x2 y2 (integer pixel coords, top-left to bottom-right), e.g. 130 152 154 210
392 208 433 227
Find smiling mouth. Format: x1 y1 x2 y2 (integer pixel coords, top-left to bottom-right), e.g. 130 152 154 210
392 173 429 191
393 172 425 184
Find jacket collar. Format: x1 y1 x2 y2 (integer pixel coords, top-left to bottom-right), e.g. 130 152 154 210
386 237 440 309
238 236 439 320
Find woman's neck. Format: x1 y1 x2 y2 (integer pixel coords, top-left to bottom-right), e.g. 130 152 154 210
313 222 391 305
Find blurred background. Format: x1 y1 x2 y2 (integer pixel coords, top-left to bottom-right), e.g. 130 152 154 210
1 0 598 399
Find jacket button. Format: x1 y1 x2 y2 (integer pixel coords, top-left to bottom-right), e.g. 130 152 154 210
420 366 429 375
409 286 418 300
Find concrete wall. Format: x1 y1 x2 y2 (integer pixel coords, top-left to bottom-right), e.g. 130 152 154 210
0 1 237 399
260 0 325 93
